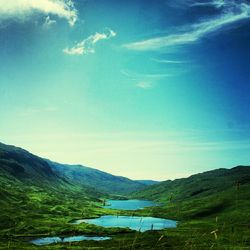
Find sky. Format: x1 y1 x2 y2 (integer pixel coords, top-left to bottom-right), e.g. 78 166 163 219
0 0 250 180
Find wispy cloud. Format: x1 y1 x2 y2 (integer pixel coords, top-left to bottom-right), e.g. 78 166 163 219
43 16 57 28
0 0 77 26
18 106 57 117
121 69 171 89
190 0 225 8
63 28 116 55
151 58 187 64
136 81 154 89
123 1 250 51
120 69 171 79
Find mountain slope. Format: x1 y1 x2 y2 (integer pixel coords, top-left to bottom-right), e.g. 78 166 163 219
135 180 160 185
0 142 145 196
0 142 104 205
1 142 249 249
47 160 146 195
0 142 58 186
132 166 250 202
0 142 107 239
128 166 250 250
0 142 100 196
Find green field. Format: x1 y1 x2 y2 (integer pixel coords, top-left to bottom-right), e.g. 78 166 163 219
1 142 250 249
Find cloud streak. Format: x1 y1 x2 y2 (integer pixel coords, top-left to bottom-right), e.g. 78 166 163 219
0 0 77 26
121 69 171 79
190 0 225 8
123 1 250 51
63 28 116 55
136 81 154 89
121 69 171 89
43 16 57 28
151 58 188 64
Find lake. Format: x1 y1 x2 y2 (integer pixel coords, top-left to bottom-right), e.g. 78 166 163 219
30 235 111 246
73 200 176 232
31 200 176 246
103 199 160 210
74 215 177 232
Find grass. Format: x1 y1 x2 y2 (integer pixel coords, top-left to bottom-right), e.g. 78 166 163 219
0 142 250 249
1 182 250 249
128 167 250 249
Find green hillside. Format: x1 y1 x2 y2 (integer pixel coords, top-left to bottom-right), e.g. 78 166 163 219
130 166 250 249
132 166 250 203
0 142 140 249
1 142 250 249
47 160 145 195
0 142 106 237
0 141 145 195
0 142 165 249
131 166 250 221
0 142 59 186
135 180 159 185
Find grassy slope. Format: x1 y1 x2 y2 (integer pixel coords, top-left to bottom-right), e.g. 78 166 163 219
0 143 111 248
135 180 160 185
132 166 250 202
1 142 250 249
0 142 159 249
130 166 250 249
47 160 146 195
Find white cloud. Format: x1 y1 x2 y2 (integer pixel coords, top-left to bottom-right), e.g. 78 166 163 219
121 69 171 90
0 0 77 26
167 0 229 10
63 44 84 55
63 28 116 55
136 81 154 89
18 106 58 117
43 16 57 28
191 0 225 8
151 58 187 64
121 69 171 79
123 1 250 51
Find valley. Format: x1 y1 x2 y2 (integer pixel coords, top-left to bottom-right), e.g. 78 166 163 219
0 142 250 249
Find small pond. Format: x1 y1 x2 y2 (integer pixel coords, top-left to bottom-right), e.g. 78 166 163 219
74 215 177 232
103 199 160 210
31 200 175 246
30 235 111 246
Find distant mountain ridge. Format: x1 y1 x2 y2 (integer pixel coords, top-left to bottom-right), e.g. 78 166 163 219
132 165 250 202
0 142 59 186
46 160 146 195
1 141 249 249
0 142 146 195
135 180 160 185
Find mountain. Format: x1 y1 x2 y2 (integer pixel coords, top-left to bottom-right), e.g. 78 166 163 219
135 180 160 185
0 142 106 238
0 142 145 195
47 160 146 195
0 142 58 186
131 165 250 223
0 141 106 200
0 142 146 240
132 166 250 202
0 142 100 195
0 141 148 246
129 166 250 249
1 142 249 249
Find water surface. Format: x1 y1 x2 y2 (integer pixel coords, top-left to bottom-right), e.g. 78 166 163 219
74 215 177 232
103 199 159 210
30 235 111 246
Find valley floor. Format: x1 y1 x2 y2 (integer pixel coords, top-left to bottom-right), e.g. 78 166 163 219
1 185 250 250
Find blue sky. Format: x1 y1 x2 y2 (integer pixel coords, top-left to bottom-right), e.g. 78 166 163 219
0 0 249 180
